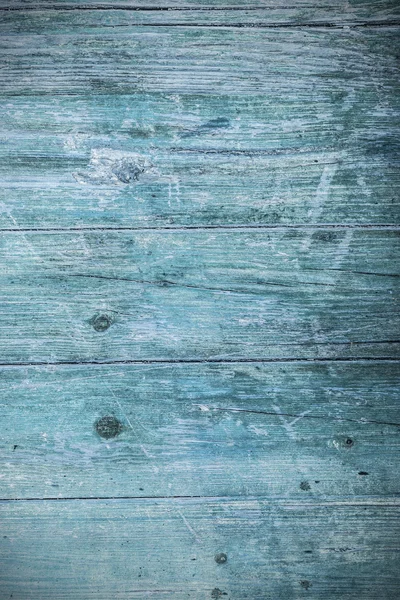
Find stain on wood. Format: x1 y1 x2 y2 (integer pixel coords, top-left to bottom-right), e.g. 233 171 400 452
0 2 399 598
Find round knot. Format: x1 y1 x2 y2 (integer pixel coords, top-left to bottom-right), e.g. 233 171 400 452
95 416 123 439
91 314 112 332
215 553 228 564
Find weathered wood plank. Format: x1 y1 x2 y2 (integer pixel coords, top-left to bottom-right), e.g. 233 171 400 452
0 2 399 26
1 497 399 599
1 151 398 229
0 4 399 26
1 5 398 600
1 93 399 228
1 22 398 228
0 361 399 499
3 93 398 152
0 25 399 97
0 229 398 363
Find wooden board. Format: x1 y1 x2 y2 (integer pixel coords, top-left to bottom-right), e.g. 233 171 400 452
0 2 399 26
0 229 398 363
1 497 399 599
1 18 398 228
3 93 398 154
1 24 399 98
0 361 399 500
1 3 399 599
1 96 399 229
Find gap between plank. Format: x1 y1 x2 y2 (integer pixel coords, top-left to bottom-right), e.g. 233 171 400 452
0 224 399 234
4 20 397 29
0 355 399 368
57 21 400 29
1 495 400 506
0 3 396 13
0 5 323 10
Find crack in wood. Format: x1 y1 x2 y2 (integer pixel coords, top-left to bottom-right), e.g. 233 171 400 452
194 405 400 428
68 272 337 292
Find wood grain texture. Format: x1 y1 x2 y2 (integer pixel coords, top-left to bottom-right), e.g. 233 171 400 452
1 17 398 228
1 94 399 228
0 229 398 363
0 361 399 500
0 1 399 25
1 4 399 598
1 497 400 599
0 23 399 97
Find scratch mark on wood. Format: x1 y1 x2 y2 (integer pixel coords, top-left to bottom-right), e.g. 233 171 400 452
177 509 201 544
106 384 155 458
302 164 339 251
333 229 354 271
272 404 312 439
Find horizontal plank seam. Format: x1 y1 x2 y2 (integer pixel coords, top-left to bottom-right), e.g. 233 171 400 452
3 152 399 161
0 225 399 234
64 21 400 29
0 4 397 13
0 6 343 11
1 495 400 505
0 150 391 157
3 21 398 29
172 149 389 156
0 91 394 99
0 356 399 368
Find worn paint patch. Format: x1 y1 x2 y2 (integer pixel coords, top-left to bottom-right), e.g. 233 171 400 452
73 148 152 186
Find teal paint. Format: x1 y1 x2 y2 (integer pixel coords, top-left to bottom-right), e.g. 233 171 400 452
0 3 399 598
0 229 397 362
1 498 400 599
1 25 399 98
0 25 398 228
0 1 399 21
0 361 399 499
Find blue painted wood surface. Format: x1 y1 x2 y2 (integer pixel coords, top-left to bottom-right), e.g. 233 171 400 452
2 498 400 600
0 2 399 599
1 361 399 500
0 229 398 362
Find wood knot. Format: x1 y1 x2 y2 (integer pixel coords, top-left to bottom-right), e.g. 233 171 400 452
73 148 151 186
95 416 123 439
300 580 312 590
211 589 227 599
91 313 112 332
215 552 227 564
300 481 311 491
